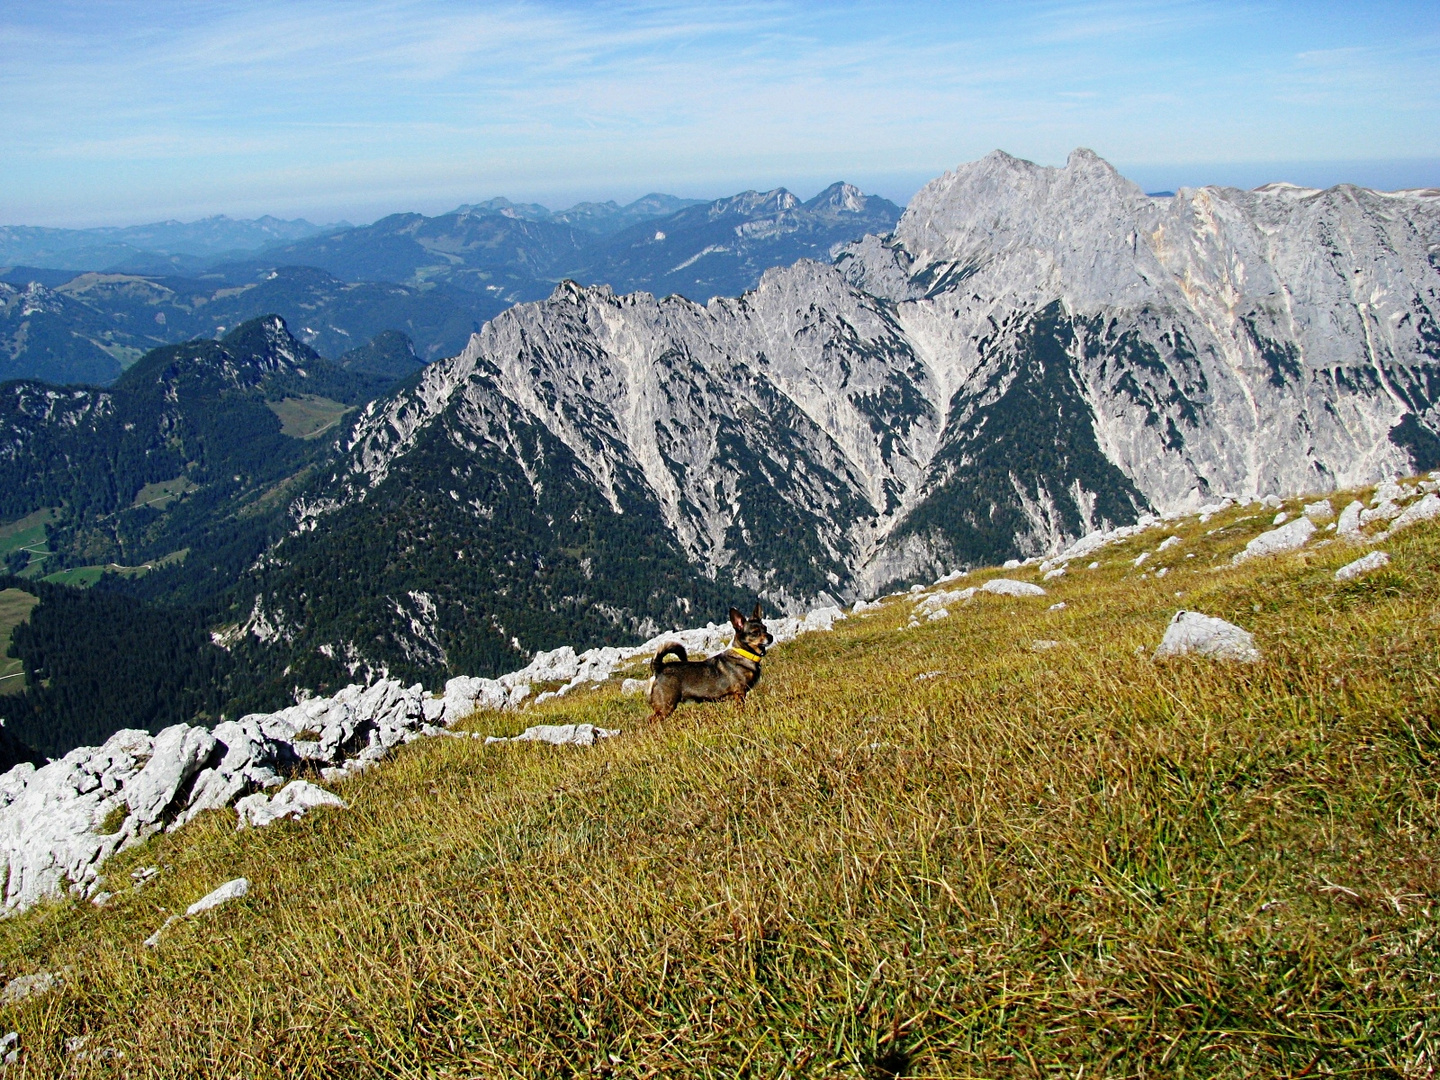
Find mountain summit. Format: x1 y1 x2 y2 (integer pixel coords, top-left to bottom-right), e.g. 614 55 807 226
221 150 1440 683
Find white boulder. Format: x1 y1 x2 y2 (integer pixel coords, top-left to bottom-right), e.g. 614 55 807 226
915 588 974 616
1360 500 1403 526
1336 500 1365 537
484 724 620 747
125 725 217 828
236 780 346 830
1334 551 1391 581
1154 611 1261 663
441 675 509 721
980 578 1046 597
1233 517 1316 563
186 877 249 916
1380 492 1440 537
1372 480 1404 505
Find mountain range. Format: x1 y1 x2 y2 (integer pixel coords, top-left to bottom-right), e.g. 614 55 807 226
0 215 343 276
3 148 1438 755
1 186 900 386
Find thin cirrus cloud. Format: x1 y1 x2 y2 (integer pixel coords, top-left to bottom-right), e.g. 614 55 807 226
1 0 1436 226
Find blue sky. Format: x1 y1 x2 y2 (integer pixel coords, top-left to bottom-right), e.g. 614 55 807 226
2 0 1437 226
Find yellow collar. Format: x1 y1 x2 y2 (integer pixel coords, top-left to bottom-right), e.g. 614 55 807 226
727 645 763 663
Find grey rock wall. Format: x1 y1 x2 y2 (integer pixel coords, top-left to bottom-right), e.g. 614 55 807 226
296 150 1440 611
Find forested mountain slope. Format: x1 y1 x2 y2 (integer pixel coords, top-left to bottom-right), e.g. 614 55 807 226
0 317 405 752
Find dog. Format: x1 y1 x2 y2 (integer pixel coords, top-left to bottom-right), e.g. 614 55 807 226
648 604 774 722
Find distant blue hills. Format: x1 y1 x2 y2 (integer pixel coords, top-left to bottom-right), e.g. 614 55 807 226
0 184 901 385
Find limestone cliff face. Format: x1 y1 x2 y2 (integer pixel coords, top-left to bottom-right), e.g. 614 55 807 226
264 151 1440 664
855 151 1440 507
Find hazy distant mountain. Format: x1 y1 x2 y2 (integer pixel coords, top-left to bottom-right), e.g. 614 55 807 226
230 183 899 303
0 183 899 384
572 182 903 300
245 212 587 302
0 215 342 272
0 266 502 384
550 194 707 234
447 193 705 235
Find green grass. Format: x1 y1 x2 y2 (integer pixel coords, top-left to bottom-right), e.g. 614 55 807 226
0 508 55 554
0 508 57 578
131 477 196 510
0 489 1437 1076
39 565 105 589
0 587 39 694
104 548 189 579
266 395 353 439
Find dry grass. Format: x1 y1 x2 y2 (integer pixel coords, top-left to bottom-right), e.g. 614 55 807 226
1 491 1438 1077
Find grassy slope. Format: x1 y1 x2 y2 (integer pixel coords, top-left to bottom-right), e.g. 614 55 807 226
1 489 1438 1077
0 588 39 692
0 509 56 580
265 395 354 440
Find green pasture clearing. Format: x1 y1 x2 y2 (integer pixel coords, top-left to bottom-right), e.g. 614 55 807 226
95 340 147 369
131 476 196 509
105 548 189 579
266 394 353 439
0 508 57 578
0 508 55 553
0 587 39 694
0 483 1437 1076
40 566 104 588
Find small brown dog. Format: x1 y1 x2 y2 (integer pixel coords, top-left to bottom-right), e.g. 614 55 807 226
648 604 774 722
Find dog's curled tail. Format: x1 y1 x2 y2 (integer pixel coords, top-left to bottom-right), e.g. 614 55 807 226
651 643 687 674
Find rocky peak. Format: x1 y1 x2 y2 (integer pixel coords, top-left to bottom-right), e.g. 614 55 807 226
707 189 801 219
805 182 868 214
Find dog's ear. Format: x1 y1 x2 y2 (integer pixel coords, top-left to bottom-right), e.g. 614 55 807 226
729 607 744 631
751 602 763 620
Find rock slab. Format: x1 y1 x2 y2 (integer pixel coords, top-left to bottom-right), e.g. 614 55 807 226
236 781 346 830
1154 611 1261 663
980 578 1047 597
1335 551 1391 581
186 878 249 916
1234 517 1316 563
484 724 620 747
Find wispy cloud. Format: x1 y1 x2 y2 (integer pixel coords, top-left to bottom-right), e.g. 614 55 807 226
1 0 1436 224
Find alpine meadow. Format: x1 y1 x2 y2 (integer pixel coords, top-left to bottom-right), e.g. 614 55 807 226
2 0 1440 1073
